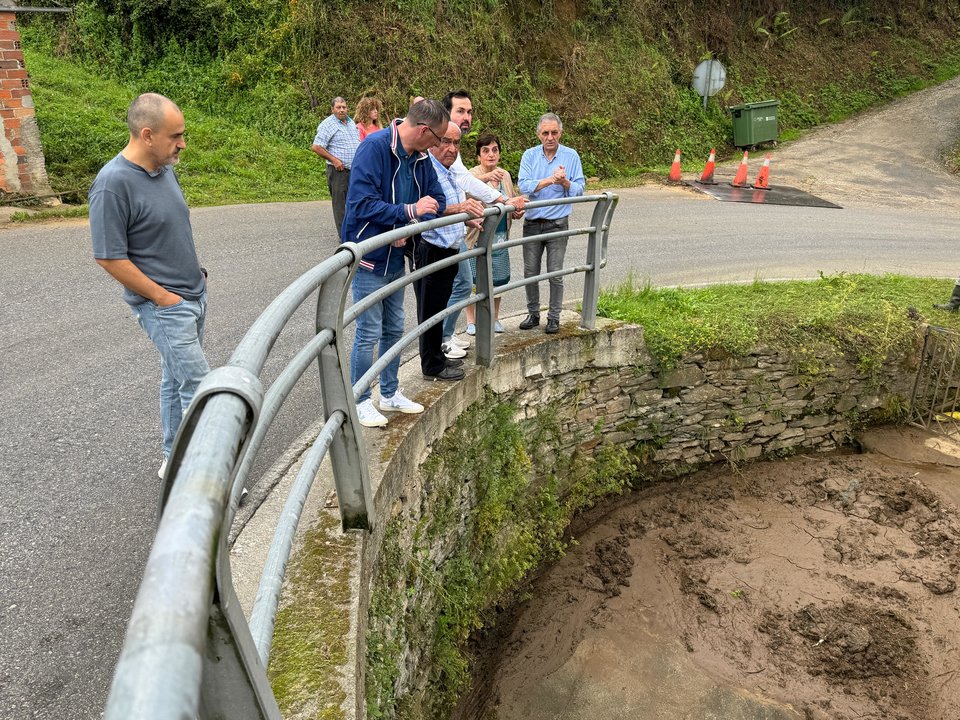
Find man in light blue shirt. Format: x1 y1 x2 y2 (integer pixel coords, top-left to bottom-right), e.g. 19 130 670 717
517 112 585 334
415 121 485 381
311 96 361 238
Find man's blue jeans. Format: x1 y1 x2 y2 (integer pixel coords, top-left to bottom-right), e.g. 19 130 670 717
134 293 210 458
442 239 472 342
351 267 405 403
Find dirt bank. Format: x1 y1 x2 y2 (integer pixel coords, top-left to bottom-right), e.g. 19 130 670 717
458 427 960 720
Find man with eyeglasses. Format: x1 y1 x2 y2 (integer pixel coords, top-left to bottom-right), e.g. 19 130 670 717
311 96 361 238
340 99 448 428
517 112 585 335
414 121 486 381
439 90 527 358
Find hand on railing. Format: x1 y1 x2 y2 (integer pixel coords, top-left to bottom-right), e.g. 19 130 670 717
447 198 486 220
509 194 527 218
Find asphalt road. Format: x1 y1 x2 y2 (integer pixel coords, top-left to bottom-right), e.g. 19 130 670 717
2 175 960 717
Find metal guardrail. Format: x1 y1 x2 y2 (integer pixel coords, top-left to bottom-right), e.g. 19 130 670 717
103 192 619 719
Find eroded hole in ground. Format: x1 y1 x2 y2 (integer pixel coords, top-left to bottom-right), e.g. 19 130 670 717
453 427 960 720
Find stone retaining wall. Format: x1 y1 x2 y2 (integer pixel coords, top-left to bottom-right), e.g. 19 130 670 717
280 320 916 719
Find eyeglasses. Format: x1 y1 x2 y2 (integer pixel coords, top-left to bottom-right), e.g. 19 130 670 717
417 123 443 144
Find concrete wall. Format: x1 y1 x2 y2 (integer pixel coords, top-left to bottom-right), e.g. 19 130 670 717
0 10 53 197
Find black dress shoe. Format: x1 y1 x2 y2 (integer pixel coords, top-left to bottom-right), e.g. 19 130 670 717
545 318 560 334
445 358 464 368
519 313 540 330
423 366 465 381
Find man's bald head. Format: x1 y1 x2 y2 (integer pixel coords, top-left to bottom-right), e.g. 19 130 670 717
127 93 179 135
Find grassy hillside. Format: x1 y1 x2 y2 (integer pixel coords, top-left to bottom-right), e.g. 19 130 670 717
18 1 960 206
23 47 328 205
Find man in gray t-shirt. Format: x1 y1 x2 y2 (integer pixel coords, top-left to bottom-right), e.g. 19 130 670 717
89 92 210 478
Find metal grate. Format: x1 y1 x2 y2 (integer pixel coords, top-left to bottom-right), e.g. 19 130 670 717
909 325 960 435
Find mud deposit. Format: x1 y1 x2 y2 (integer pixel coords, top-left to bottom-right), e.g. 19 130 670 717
456 428 960 720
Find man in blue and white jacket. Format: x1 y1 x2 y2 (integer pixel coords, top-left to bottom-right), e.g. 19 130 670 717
340 99 448 428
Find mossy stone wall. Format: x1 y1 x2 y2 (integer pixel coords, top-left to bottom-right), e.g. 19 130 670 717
338 322 914 719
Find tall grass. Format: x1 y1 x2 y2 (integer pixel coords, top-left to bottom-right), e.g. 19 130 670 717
598 273 959 371
24 47 329 205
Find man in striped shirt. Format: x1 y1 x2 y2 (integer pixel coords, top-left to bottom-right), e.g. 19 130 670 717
311 96 361 238
415 121 485 381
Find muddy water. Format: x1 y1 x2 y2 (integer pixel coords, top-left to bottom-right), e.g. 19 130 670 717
456 427 960 720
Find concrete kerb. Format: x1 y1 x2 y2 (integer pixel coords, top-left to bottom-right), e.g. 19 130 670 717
228 305 610 718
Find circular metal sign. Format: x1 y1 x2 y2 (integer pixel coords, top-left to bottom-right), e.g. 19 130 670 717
692 59 726 97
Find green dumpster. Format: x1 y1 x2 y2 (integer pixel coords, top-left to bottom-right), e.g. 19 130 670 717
729 100 779 148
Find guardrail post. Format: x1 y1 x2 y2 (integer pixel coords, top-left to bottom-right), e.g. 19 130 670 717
199 582 281 718
474 206 504 368
580 193 613 330
316 253 375 530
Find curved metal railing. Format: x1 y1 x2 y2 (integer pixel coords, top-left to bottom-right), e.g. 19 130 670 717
104 192 619 719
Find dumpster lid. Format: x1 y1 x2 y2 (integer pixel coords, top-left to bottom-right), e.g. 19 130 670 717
728 100 779 112
742 99 779 109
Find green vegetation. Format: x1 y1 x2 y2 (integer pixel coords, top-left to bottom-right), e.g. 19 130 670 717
598 273 955 371
16 1 960 205
268 512 355 719
366 394 637 719
8 204 89 223
22 46 329 205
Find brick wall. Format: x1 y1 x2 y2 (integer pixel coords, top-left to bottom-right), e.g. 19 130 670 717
0 10 53 197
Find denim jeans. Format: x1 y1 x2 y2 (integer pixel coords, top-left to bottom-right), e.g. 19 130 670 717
442 239 472 342
522 217 569 320
351 267 405 403
134 293 210 458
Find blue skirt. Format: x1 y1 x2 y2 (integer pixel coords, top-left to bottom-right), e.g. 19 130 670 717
469 232 511 287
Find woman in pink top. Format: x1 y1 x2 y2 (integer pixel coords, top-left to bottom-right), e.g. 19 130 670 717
355 97 384 141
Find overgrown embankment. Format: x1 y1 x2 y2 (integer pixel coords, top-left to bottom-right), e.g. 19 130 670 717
19 1 960 204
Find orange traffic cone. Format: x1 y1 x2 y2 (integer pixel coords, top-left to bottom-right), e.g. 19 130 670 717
751 153 771 190
668 149 682 182
730 151 749 187
697 148 717 184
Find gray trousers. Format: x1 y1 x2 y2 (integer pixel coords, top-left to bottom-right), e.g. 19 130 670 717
522 217 569 320
326 164 350 238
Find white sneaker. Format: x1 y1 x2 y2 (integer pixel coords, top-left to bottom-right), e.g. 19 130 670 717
157 457 167 480
442 342 467 359
379 388 424 414
449 334 471 349
357 398 388 427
